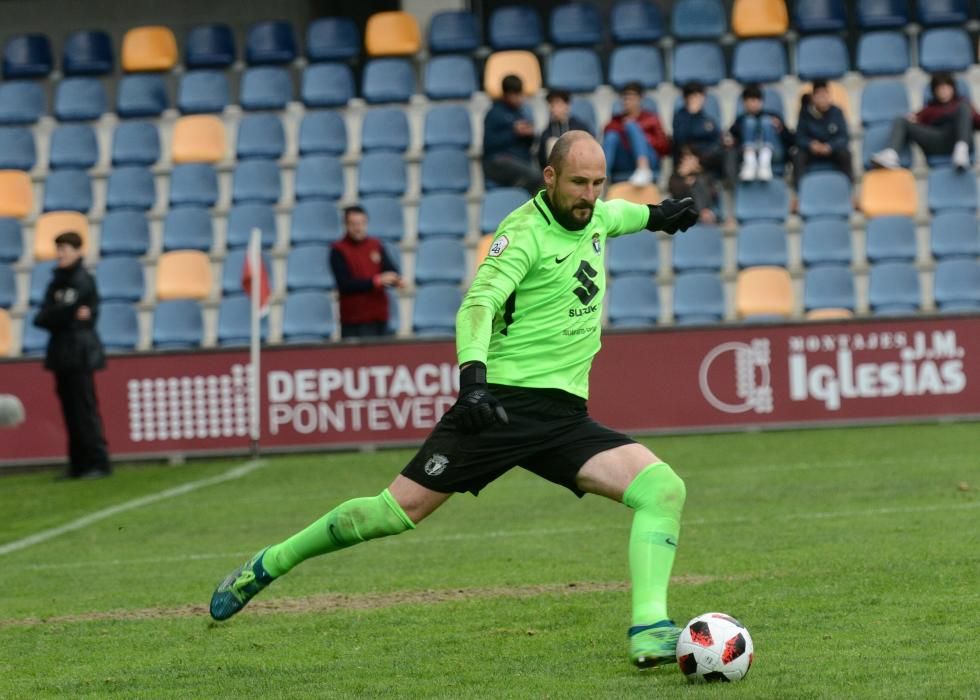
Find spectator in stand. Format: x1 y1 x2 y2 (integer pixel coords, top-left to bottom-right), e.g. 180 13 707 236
871 72 980 172
603 81 671 186
672 81 730 181
329 206 402 339
482 74 543 194
537 90 592 169
729 83 793 182
668 146 720 225
794 80 852 186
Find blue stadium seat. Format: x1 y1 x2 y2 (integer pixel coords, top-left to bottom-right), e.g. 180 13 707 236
424 55 478 100
117 74 168 118
0 264 14 307
178 70 231 114
797 35 849 81
362 108 410 153
290 199 341 244
20 308 50 355
550 3 602 46
672 224 723 272
608 46 664 90
0 218 22 262
671 0 727 39
794 0 847 33
358 152 406 198
112 121 159 166
185 24 236 68
920 28 972 72
570 98 597 134
424 105 471 150
800 218 852 267
43 169 91 212
421 148 470 194
49 124 97 170
301 63 355 107
306 17 360 62
798 171 852 219
30 261 56 305
917 0 969 26
735 180 789 222
673 271 724 324
286 245 335 291
295 155 344 200
63 30 113 76
0 81 44 124
415 238 466 285
299 111 347 156
862 122 912 169
866 216 916 262
931 211 979 259
611 0 666 43
857 0 909 28
608 274 659 328
232 160 281 205
106 166 155 210
869 262 920 315
54 78 107 121
96 302 138 351
608 233 659 276
412 283 461 336
672 42 726 86
856 31 909 76
934 259 980 311
222 249 273 296
732 39 787 84
246 20 297 65
737 223 788 268
489 6 543 49
282 290 334 342
362 59 415 104
0 128 35 170
481 188 528 233
386 287 401 335
236 114 285 160
227 203 277 249
928 167 978 213
860 80 909 126
3 34 52 79
99 210 150 257
418 193 468 239
170 164 218 208
216 295 269 346
153 300 204 349
241 67 292 110
429 10 480 53
804 265 855 311
361 196 405 241
95 256 144 302
163 206 213 251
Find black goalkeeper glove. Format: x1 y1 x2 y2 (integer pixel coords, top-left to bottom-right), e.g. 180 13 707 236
647 197 699 235
450 362 509 434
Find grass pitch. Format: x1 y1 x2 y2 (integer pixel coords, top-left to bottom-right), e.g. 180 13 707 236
1 422 978 699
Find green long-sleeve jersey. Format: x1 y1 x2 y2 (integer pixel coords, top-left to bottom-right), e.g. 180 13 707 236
457 191 651 399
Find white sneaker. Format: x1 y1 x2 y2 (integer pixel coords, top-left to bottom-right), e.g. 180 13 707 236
952 141 970 171
739 152 758 181
629 167 654 186
870 148 900 169
757 147 773 181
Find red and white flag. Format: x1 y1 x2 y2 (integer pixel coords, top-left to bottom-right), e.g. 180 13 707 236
241 245 271 316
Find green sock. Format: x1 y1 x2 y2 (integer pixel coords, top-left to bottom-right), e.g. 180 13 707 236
262 488 415 578
622 462 687 627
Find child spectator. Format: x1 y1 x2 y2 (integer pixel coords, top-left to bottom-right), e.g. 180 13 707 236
794 80 852 186
729 84 793 181
602 81 671 185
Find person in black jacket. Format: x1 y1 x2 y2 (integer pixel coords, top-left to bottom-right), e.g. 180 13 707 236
34 231 110 479
793 80 852 186
537 90 592 169
482 74 543 194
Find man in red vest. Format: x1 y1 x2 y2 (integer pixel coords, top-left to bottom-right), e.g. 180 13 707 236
329 206 402 338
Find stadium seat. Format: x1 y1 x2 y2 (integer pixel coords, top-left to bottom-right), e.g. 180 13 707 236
918 0 969 26
299 69 355 113
49 124 97 170
282 290 334 342
366 11 421 57
29 261 56 304
489 6 543 49
862 122 912 169
857 0 909 28
804 265 855 312
735 180 789 222
285 245 335 291
245 20 296 65
169 163 218 208
547 48 602 93
550 3 602 46
20 307 49 355
178 70 231 114
928 167 978 212
931 211 979 259
934 259 980 311
424 55 478 100
856 31 909 76
424 105 471 150
106 166 155 211
241 67 292 110
672 42 726 86
732 39 787 84
361 196 405 241
607 274 660 328
673 272 725 324
299 111 347 156
156 250 212 301
227 202 277 249
33 211 88 260
481 188 527 233
185 23 235 68
117 74 168 118
866 215 916 262
236 114 284 160
152 300 203 348
290 199 341 244
415 238 466 285
361 108 410 153
54 78 107 121
358 152 406 197
797 35 849 81
0 307 9 355
43 170 91 213
0 170 32 218
732 0 788 37
0 128 35 170
868 261 920 314
96 256 144 302
735 267 794 320
733 86 784 121
417 193 468 239
172 115 225 164
0 81 44 124
801 218 852 267
362 59 415 104
221 248 272 296
860 169 917 218
608 46 663 91
0 218 22 262
306 17 360 62
611 0 665 43
232 160 280 205
3 34 52 79
484 51 541 98
606 182 662 205
217 295 268 346
122 26 177 71
737 223 788 268
0 264 14 307
571 99 598 135
99 210 150 257
412 283 461 336
798 171 852 219
163 206 213 251
295 155 344 200
607 233 659 276
794 0 847 32
920 28 972 72
672 0 726 38
421 148 470 194
806 308 853 320
428 10 480 53
98 302 139 351
63 30 114 76
671 224 723 272
860 80 909 126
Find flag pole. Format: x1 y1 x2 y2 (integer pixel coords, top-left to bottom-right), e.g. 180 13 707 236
248 227 261 459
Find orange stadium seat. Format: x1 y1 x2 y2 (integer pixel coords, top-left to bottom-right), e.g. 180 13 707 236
0 308 10 356
172 115 226 164
34 211 89 261
122 26 178 72
735 266 794 319
484 51 542 98
806 308 854 321
0 171 33 218
860 169 918 218
732 0 789 37
797 81 851 121
156 250 213 301
365 11 421 56
606 182 662 205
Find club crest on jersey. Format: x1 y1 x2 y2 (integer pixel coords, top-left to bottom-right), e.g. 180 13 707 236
424 454 449 476
488 235 509 257
592 233 601 255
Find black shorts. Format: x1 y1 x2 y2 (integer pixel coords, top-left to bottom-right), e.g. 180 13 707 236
402 384 636 497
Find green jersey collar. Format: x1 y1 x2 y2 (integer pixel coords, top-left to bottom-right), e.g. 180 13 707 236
534 190 595 236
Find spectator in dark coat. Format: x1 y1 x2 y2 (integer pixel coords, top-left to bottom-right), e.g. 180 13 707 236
603 81 671 185
672 81 730 181
537 90 592 169
729 83 793 181
794 80 852 186
669 146 721 225
482 74 543 194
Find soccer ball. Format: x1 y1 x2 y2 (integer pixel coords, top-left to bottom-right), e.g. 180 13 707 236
676 612 754 682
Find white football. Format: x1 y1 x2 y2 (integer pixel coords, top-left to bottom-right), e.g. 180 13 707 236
676 612 754 682
0 394 25 428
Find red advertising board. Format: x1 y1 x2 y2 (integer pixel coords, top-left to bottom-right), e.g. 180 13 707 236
1 316 978 466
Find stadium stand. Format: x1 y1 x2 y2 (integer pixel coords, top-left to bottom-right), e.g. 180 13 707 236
245 20 296 65
178 71 231 114
732 39 787 84
860 169 917 218
106 166 156 211
156 250 212 301
801 218 852 267
931 211 980 259
365 11 421 56
100 210 150 257
49 124 97 170
418 193 468 239
20 308 48 355
608 46 664 90
919 28 972 73
362 58 416 104
421 149 470 194
731 0 789 37
672 224 723 272
290 200 341 244
217 295 268 346
63 30 114 75
4 34 53 78
306 17 360 61
548 49 603 93
241 66 292 110
428 10 480 54
736 223 788 268
227 203 277 249
673 272 725 324
794 0 847 33
797 35 849 81
869 262 921 315
185 23 235 68
43 170 92 213
606 182 662 205
608 274 660 328
0 308 11 356
54 77 107 121
96 257 144 302
735 180 790 222
857 0 909 28
0 171 32 218
424 55 479 101
29 261 56 305
672 0 726 39
233 160 281 205
804 265 856 313
866 216 917 263
361 108 411 153
0 128 36 171
117 74 168 117
550 2 603 46
153 300 204 348
299 111 347 156
0 218 22 262
34 211 88 260
222 249 271 296
237 114 285 161
0 81 44 124
412 283 460 336
302 63 356 108
170 164 218 208
481 188 527 233
358 152 407 198
928 168 978 213
282 290 334 342
489 6 543 50
423 105 471 150
735 267 794 320
295 155 344 201
0 264 14 308
672 42 726 85
856 31 909 76
608 233 659 276
286 246 336 291
173 115 226 164
415 238 466 285
934 259 980 311
360 197 404 241
121 26 177 71
97 302 139 351
799 171 853 219
611 0 666 43
162 207 213 252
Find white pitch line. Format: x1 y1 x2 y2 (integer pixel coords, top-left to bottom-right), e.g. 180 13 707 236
0 460 267 557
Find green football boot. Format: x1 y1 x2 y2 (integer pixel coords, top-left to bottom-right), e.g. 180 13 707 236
629 619 681 669
209 547 275 621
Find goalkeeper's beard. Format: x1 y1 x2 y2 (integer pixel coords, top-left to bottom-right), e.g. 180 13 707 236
549 197 594 231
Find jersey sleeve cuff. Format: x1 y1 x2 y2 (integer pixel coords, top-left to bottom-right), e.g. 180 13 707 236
457 347 488 367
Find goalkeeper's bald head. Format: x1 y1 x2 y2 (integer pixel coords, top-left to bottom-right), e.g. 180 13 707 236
547 130 604 176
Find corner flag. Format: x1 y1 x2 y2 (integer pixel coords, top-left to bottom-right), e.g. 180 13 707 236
241 236 270 316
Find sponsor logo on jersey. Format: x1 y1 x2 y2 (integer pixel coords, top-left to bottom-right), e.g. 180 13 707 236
488 236 509 257
424 453 449 476
592 232 601 254
568 304 599 318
